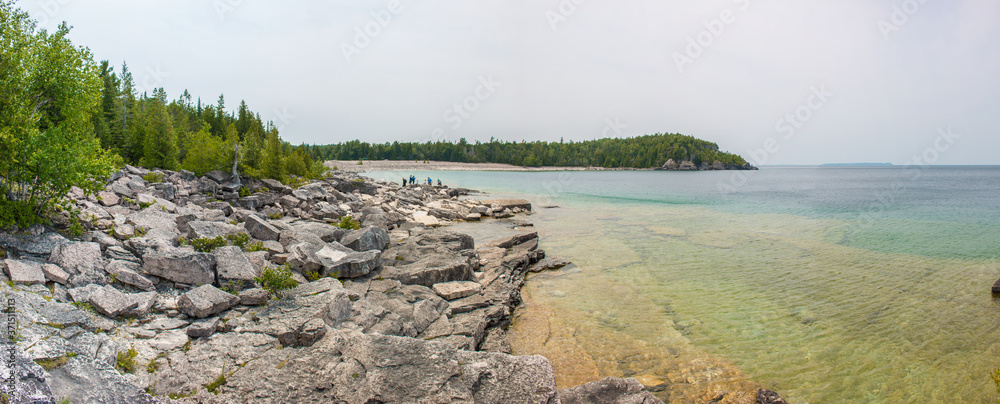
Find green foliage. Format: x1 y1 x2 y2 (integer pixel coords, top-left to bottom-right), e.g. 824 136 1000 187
224 232 250 249
312 133 750 169
142 172 164 183
336 215 361 230
138 201 154 209
220 280 240 295
238 186 251 198
247 241 265 252
57 398 71 404
268 212 283 220
35 353 75 371
0 199 43 229
191 236 227 253
168 390 196 400
992 367 1000 403
181 341 191 352
146 357 159 374
71 301 96 314
305 270 321 282
115 348 138 374
254 265 298 296
205 369 229 394
0 4 121 219
177 236 189 246
180 123 227 177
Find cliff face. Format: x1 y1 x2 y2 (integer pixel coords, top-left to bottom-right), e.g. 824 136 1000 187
657 159 757 171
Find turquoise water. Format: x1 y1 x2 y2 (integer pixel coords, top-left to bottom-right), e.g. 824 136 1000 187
368 167 1000 403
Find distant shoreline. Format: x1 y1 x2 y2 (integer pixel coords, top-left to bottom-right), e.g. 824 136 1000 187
327 160 610 173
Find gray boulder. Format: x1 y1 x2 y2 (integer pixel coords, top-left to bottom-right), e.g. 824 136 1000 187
88 285 139 318
142 247 216 286
214 246 259 290
341 226 390 252
4 259 46 285
287 221 346 243
243 278 350 347
178 284 239 318
0 231 69 256
105 260 155 291
238 288 270 305
382 254 474 287
125 209 178 235
322 250 382 279
557 377 664 404
48 241 106 286
432 280 483 300
41 263 70 285
186 317 220 338
187 220 245 240
244 214 280 241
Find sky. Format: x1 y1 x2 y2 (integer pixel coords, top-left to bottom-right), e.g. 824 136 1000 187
16 0 1000 165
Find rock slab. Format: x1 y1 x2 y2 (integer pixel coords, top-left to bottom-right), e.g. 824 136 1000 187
178 284 239 318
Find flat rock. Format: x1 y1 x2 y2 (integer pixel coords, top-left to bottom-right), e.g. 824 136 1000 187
97 190 120 206
0 232 69 255
214 245 258 290
341 226 390 252
383 254 474 287
238 288 270 305
557 377 663 404
243 278 349 347
244 214 281 241
142 247 216 286
48 241 105 286
149 329 189 351
88 285 139 318
480 198 532 211
125 209 178 234
432 281 483 300
323 250 382 279
105 260 155 291
144 318 190 331
4 259 46 285
41 263 70 285
186 317 220 338
178 284 239 318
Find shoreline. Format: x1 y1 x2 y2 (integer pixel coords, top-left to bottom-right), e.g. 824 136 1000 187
326 159 756 173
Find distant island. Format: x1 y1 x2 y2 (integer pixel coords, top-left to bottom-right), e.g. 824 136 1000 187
819 163 894 167
310 133 756 171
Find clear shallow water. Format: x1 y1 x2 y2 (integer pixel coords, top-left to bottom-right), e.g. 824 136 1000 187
368 167 1000 403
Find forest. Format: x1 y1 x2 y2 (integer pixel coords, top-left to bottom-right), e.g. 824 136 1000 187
309 133 750 169
0 2 322 227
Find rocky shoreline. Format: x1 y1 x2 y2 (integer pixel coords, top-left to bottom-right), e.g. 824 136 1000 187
0 166 675 403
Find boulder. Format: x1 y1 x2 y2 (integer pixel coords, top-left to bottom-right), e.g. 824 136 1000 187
243 278 350 346
432 281 483 300
4 259 46 285
0 232 69 256
204 170 230 184
238 288 270 306
287 221 346 243
557 377 663 404
96 190 120 207
46 355 160 404
480 198 531 211
142 247 216 286
383 254 474 287
186 317 220 338
122 291 157 318
125 209 178 235
493 232 538 249
178 284 239 318
323 250 382 279
41 263 70 285
105 260 155 291
244 214 281 241
214 245 259 290
88 285 139 318
48 242 105 286
341 226 390 252
187 220 245 240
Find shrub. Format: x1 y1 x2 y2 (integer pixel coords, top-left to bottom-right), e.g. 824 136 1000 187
247 242 265 252
305 270 321 282
255 266 298 296
191 236 227 253
142 172 164 183
238 186 251 198
336 215 360 230
0 199 43 230
224 233 250 249
116 348 138 374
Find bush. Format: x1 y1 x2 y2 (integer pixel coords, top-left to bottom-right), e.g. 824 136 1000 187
116 348 138 374
142 172 164 183
247 242 265 252
224 233 250 249
254 265 298 296
0 199 43 230
336 215 360 230
191 236 227 253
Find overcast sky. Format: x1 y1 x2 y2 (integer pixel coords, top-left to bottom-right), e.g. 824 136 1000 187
16 0 1000 165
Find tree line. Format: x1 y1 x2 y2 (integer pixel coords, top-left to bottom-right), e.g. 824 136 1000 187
0 2 322 227
309 133 749 168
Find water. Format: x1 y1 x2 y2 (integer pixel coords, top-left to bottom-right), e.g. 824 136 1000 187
367 167 1000 403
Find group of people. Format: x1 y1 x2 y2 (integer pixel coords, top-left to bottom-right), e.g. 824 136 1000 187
402 175 442 187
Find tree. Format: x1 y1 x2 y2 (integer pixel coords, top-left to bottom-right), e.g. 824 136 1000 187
181 123 225 176
140 94 179 170
260 124 285 181
0 3 120 223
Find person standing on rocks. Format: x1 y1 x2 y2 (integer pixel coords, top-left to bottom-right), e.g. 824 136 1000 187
402 178 407 187
437 179 442 186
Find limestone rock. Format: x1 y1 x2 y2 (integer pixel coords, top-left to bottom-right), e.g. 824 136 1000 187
48 241 105 286
187 220 245 240
214 245 258 290
383 254 474 287
178 284 239 318
186 317 220 338
238 288 270 306
88 285 139 318
41 263 70 285
4 259 46 285
243 278 349 347
480 198 532 211
105 260 155 291
142 247 216 286
557 377 663 404
244 214 281 241
341 226 390 252
432 281 483 300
